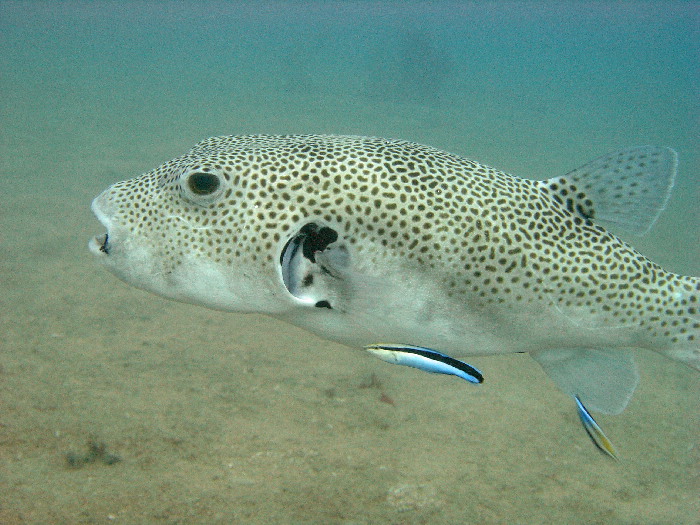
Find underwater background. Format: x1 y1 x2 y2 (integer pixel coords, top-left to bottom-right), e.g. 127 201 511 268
1 1 698 523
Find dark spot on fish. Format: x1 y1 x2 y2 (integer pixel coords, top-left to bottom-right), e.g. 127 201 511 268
300 223 338 262
575 203 594 220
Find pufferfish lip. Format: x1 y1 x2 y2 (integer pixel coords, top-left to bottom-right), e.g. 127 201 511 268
89 233 110 256
97 233 110 254
89 194 114 257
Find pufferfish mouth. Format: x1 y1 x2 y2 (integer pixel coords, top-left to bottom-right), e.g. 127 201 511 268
89 197 113 257
92 233 110 255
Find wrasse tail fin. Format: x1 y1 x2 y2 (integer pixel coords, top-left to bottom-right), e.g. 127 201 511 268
575 395 618 460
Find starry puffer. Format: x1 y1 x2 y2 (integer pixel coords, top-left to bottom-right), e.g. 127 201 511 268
89 135 699 416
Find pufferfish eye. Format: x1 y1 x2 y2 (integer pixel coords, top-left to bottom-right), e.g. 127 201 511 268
187 172 221 195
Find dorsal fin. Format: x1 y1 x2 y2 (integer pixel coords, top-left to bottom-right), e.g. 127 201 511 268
540 146 677 235
540 178 597 222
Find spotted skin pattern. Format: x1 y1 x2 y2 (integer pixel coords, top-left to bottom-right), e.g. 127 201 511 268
92 135 699 376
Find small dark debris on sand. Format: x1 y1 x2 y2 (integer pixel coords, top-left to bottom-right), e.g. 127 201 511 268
358 373 383 389
359 373 396 406
65 439 121 469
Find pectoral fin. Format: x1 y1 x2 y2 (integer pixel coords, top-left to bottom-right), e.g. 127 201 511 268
279 222 348 308
530 347 639 415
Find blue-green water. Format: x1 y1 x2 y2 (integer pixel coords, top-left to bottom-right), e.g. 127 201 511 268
1 2 698 523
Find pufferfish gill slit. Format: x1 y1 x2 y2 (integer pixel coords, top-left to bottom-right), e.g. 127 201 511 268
89 135 698 449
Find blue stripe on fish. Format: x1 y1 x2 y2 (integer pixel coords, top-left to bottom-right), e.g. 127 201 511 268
364 343 483 384
574 395 618 460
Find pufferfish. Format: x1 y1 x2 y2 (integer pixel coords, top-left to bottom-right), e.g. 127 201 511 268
89 135 698 450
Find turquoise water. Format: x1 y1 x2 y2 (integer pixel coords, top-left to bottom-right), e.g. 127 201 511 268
1 2 698 523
